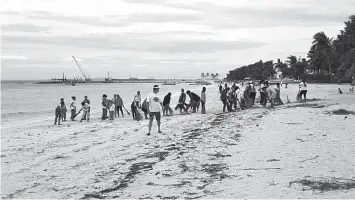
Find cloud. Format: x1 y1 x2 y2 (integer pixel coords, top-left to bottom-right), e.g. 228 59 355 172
2 34 266 53
1 23 51 32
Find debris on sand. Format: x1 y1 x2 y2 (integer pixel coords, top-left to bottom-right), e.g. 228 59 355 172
289 176 355 192
327 109 355 115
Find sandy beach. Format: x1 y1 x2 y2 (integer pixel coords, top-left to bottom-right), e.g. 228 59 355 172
1 83 355 199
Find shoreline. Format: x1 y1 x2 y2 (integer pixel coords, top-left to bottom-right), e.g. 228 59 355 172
1 84 355 198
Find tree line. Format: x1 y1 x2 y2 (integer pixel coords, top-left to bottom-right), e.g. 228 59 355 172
227 15 355 83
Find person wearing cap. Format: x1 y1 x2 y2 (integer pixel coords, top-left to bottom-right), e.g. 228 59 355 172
70 96 77 121
101 94 108 120
60 98 67 121
146 85 163 135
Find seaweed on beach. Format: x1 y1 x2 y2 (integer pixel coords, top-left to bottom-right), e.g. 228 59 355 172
289 176 355 192
145 151 169 161
328 109 355 115
82 162 156 199
209 152 232 158
201 163 229 180
286 103 326 108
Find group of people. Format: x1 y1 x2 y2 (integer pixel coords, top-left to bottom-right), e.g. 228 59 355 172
53 85 208 136
219 80 289 112
54 96 91 125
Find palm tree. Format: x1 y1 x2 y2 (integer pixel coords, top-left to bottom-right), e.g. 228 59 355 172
206 73 210 78
309 31 335 82
215 73 219 79
211 73 215 78
200 73 205 79
336 15 355 81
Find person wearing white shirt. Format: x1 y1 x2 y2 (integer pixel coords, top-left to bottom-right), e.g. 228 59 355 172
70 96 77 121
299 78 308 102
134 91 142 109
146 85 163 136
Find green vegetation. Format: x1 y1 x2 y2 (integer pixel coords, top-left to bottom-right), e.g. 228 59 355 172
227 15 355 83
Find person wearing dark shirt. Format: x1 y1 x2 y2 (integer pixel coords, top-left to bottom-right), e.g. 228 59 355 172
186 90 200 113
163 92 173 116
220 87 229 112
175 88 187 112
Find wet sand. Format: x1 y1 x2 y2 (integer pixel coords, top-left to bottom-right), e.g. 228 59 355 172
1 83 355 198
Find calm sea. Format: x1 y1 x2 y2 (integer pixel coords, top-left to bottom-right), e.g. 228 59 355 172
1 81 199 128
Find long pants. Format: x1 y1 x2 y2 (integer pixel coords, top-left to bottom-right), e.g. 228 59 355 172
221 99 227 112
102 108 108 120
163 104 174 115
62 111 67 121
132 106 137 120
201 101 206 114
260 92 267 106
249 92 256 105
55 112 61 125
116 106 124 117
70 109 76 120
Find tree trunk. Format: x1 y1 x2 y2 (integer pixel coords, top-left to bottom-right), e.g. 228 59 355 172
327 57 332 83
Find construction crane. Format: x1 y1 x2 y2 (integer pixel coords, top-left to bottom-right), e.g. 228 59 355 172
72 56 91 82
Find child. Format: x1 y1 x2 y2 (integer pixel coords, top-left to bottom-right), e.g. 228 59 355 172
54 101 64 125
141 98 149 119
80 102 91 122
101 94 108 120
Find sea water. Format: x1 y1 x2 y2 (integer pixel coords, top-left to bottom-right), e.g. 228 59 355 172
1 81 200 129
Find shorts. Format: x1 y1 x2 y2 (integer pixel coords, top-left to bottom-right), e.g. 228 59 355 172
149 112 161 121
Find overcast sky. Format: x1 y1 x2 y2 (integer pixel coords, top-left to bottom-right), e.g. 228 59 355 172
1 0 354 80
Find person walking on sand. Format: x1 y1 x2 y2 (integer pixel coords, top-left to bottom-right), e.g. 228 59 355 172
163 92 174 116
299 78 308 102
80 102 91 122
274 83 284 105
115 94 124 117
101 94 108 120
201 87 206 114
54 101 65 125
70 96 77 121
81 96 90 120
147 85 163 136
175 88 187 113
60 98 67 121
134 91 142 109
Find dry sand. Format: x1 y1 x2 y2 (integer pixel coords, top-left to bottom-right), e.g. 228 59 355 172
1 83 355 199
